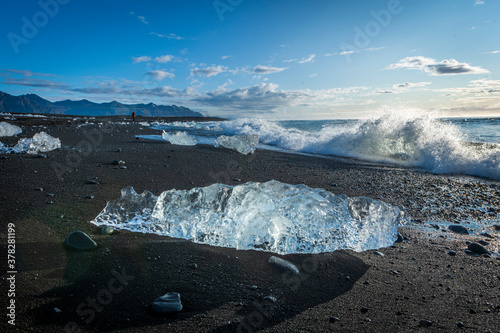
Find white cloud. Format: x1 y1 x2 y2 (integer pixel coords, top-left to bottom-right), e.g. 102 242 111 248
190 65 228 77
474 0 485 5
149 32 184 40
146 70 175 80
297 54 316 64
252 65 288 74
221 55 232 60
392 82 432 89
132 56 152 64
138 16 149 25
483 50 500 54
387 56 489 75
154 55 174 63
439 79 500 96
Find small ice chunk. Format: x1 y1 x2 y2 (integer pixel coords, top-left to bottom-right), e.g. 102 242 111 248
0 132 61 154
92 180 404 254
215 135 259 155
0 122 22 137
162 131 197 146
13 132 61 154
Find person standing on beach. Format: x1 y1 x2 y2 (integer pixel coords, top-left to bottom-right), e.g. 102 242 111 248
132 111 136 122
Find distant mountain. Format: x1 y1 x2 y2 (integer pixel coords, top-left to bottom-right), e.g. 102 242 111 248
0 91 203 117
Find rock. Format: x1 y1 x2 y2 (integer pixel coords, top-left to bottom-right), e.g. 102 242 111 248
364 318 372 322
116 148 122 152
120 166 127 169
262 296 277 303
35 188 44 191
448 225 469 234
467 243 490 255
361 307 369 313
419 319 433 327
448 250 456 256
54 307 62 313
268 256 299 275
87 180 99 184
85 195 94 199
251 285 258 290
101 226 114 235
373 251 384 257
457 322 465 328
36 154 47 158
112 160 125 166
151 292 182 313
329 316 340 323
478 240 489 246
65 231 97 250
188 263 198 269
395 233 404 243
58 214 64 218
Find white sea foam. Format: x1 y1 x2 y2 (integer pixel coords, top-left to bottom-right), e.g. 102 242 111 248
0 122 22 137
92 180 404 254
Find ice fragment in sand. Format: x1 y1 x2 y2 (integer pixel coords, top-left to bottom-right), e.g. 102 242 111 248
65 231 97 250
268 256 299 275
162 131 197 146
152 292 182 313
92 180 404 254
0 122 22 137
215 135 259 155
0 131 61 154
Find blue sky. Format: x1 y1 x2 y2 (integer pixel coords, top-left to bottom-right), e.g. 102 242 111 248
1 0 499 119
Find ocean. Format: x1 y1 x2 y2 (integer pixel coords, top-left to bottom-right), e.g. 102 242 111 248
148 113 500 181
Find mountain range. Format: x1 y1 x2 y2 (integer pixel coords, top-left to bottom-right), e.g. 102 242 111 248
0 91 203 117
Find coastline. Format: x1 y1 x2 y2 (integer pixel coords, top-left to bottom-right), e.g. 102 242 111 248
1 115 499 332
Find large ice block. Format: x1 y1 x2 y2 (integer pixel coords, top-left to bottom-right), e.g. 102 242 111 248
215 135 259 155
92 180 404 254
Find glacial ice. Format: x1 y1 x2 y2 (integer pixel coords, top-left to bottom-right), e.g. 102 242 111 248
0 122 22 137
162 131 197 146
215 135 259 155
91 180 404 254
0 132 61 154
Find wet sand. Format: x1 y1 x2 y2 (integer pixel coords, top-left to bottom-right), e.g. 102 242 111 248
1 115 499 332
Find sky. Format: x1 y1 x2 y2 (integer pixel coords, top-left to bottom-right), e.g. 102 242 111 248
0 0 499 119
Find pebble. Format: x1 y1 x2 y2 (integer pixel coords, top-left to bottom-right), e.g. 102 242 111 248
361 307 369 313
373 251 384 257
58 214 64 218
65 231 97 250
478 240 489 246
467 243 490 255
151 292 182 313
116 148 122 152
395 233 404 243
188 263 198 269
262 296 277 303
35 188 44 191
85 195 94 199
36 154 47 158
87 180 99 185
457 322 465 328
54 307 62 313
448 250 456 256
448 225 469 234
419 319 433 328
329 316 340 323
268 256 299 275
101 226 114 235
112 160 126 166
120 166 127 169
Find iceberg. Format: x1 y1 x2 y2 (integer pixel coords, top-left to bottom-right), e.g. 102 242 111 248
92 180 404 254
0 132 61 154
0 122 22 137
162 131 197 146
215 135 259 155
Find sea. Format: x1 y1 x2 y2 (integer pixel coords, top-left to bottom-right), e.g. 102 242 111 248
148 112 500 181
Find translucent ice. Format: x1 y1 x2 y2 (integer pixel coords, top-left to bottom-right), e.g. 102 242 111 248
92 180 404 254
215 135 259 155
0 132 61 154
0 122 22 137
162 131 197 146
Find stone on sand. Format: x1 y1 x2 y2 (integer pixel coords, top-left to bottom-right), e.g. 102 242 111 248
151 292 182 313
448 225 469 234
65 231 97 250
268 256 299 275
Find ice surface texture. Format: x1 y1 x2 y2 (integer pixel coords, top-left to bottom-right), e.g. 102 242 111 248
162 131 197 146
215 135 259 155
0 132 61 154
92 180 404 254
0 122 22 137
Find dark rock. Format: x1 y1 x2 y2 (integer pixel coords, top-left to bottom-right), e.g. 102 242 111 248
116 148 122 152
395 233 404 243
419 319 432 327
361 307 369 313
268 256 299 275
373 251 384 257
262 296 277 303
151 292 182 313
448 225 468 234
87 180 99 185
36 154 47 158
188 263 198 269
329 316 340 323
65 231 97 250
112 160 125 166
478 240 489 246
85 195 94 199
448 250 456 256
467 243 490 255
457 322 465 328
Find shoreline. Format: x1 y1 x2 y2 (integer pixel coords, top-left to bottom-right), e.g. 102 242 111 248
1 115 499 332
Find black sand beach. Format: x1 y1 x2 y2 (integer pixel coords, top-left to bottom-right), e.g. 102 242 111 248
1 115 499 332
